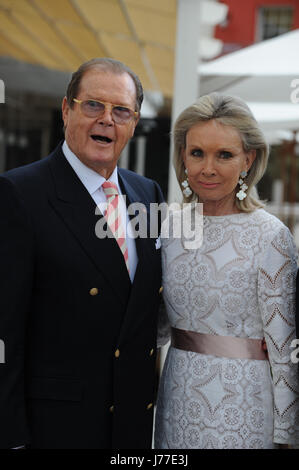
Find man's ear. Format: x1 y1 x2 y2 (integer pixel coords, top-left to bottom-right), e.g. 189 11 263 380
130 113 140 138
62 97 69 128
246 149 256 171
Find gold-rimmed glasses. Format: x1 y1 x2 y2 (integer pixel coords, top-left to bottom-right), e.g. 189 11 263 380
73 98 138 124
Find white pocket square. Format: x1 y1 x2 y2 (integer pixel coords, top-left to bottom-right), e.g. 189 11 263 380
155 237 161 250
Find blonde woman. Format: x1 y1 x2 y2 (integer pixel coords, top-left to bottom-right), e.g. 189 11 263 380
155 93 299 449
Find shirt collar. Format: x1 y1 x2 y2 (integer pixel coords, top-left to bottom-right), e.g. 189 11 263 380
62 140 120 195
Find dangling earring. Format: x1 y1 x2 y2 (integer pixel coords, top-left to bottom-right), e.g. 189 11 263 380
236 170 248 200
181 168 192 197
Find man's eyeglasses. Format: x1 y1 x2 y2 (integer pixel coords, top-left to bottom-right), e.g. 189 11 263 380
73 98 138 124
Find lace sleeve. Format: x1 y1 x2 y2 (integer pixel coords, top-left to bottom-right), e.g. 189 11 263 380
258 225 299 445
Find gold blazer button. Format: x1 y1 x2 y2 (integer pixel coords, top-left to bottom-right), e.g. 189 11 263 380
159 286 163 294
115 349 120 358
147 403 153 410
89 288 99 296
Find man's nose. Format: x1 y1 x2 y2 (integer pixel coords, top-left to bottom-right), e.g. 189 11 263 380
97 105 114 125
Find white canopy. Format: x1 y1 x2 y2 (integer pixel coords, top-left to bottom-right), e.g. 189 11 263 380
200 29 299 103
199 30 299 143
262 129 299 145
246 102 299 144
248 102 299 130
247 103 299 135
201 29 299 76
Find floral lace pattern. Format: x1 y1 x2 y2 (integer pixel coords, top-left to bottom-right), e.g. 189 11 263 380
155 209 299 449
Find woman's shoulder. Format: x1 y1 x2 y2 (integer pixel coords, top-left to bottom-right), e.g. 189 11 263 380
246 208 288 231
251 209 298 259
227 208 296 256
202 208 286 236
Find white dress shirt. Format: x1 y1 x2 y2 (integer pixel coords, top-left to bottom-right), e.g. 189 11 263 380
62 141 138 281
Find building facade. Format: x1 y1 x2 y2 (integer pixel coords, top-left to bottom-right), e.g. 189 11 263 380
215 0 299 54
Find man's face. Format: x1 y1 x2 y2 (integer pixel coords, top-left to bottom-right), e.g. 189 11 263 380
62 68 139 178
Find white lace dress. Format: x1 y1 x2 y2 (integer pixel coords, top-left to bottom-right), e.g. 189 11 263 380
155 208 299 449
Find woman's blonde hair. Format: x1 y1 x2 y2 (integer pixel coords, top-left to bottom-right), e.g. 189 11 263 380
173 93 269 212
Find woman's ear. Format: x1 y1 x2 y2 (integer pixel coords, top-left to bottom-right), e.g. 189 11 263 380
246 150 256 171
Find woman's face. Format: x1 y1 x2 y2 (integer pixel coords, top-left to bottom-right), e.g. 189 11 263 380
182 119 256 212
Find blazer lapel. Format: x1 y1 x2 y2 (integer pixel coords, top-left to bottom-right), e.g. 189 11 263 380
47 147 131 307
117 170 162 339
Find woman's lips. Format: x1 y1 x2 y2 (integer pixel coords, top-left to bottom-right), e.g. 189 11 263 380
198 181 220 189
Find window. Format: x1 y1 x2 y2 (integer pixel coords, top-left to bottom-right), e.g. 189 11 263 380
257 6 294 41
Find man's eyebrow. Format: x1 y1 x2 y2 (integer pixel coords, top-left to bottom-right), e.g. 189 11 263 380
84 94 129 106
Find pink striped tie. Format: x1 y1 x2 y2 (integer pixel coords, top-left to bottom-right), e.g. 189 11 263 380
102 181 129 272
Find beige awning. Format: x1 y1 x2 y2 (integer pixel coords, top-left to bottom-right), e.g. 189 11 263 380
0 0 176 97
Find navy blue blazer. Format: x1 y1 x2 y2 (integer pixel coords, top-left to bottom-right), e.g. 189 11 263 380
0 144 164 449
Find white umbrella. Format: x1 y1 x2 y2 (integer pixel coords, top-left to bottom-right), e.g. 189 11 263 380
263 130 297 145
246 102 299 144
200 29 299 103
248 102 299 130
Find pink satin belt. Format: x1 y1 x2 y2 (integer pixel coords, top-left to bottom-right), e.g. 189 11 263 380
171 327 268 361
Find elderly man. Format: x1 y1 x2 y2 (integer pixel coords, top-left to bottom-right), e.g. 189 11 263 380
0 58 164 449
